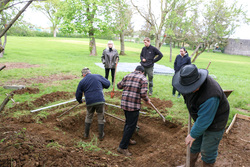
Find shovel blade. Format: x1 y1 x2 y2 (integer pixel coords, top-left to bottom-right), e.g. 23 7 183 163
111 91 114 98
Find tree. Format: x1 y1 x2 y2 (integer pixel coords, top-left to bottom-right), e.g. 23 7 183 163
189 0 249 62
131 0 196 50
111 0 133 55
0 0 36 56
61 0 112 56
32 0 63 37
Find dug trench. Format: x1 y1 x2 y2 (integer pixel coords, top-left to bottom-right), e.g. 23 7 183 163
0 90 249 166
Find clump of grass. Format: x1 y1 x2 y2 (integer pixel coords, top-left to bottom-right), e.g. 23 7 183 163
76 136 101 152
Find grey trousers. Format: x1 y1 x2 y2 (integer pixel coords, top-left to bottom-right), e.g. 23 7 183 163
85 103 105 124
144 66 154 92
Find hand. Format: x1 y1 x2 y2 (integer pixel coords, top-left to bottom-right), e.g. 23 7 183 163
142 58 146 62
146 99 151 105
185 134 195 147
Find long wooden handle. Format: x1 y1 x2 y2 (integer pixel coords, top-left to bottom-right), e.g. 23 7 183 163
206 61 211 70
57 103 80 118
112 57 119 88
186 114 191 167
149 102 166 122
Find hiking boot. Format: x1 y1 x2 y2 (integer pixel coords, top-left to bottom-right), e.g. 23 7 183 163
117 147 132 156
177 152 199 167
129 139 136 145
83 123 91 139
202 161 215 167
98 124 105 141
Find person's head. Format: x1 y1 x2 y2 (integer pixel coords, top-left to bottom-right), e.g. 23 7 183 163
180 47 187 56
107 40 115 49
81 67 91 77
135 65 145 74
172 64 208 94
143 37 151 47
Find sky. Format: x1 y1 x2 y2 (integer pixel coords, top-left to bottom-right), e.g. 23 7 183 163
23 0 250 39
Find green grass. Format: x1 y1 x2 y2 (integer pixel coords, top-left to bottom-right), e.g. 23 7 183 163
0 36 249 125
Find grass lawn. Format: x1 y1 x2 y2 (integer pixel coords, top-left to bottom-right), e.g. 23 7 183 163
0 36 249 125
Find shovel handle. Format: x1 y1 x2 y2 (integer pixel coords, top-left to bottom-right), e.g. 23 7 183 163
57 103 80 118
149 102 166 122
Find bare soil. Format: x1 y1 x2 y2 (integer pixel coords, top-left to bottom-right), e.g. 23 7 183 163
13 87 40 95
0 74 80 86
0 62 40 70
0 90 249 167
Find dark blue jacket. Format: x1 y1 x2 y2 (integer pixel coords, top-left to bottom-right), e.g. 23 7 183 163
140 45 163 68
76 73 110 105
174 53 191 72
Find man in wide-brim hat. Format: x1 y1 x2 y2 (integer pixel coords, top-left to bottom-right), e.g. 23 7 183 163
172 64 230 167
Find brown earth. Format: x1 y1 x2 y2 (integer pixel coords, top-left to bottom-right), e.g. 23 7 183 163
0 74 80 86
0 90 249 167
13 87 40 95
0 62 40 70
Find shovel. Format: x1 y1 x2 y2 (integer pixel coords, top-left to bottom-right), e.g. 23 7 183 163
149 101 166 122
111 57 119 98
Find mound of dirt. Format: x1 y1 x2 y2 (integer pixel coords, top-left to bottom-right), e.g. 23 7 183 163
8 91 75 112
0 74 80 86
0 62 40 70
13 87 40 95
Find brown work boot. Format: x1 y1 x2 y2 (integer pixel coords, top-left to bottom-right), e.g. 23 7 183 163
202 161 215 167
129 139 136 145
83 123 91 139
177 152 199 167
117 147 132 156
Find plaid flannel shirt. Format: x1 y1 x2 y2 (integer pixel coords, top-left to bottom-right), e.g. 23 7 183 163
117 71 149 111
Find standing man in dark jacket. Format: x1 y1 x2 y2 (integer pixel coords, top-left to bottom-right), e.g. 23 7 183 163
140 37 163 96
172 64 230 167
76 67 110 140
117 65 151 156
173 47 191 97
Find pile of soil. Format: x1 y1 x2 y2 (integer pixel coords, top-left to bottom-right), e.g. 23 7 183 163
0 74 80 86
13 87 40 95
7 91 75 112
0 62 40 70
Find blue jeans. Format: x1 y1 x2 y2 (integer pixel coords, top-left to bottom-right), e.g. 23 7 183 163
191 129 224 164
119 110 139 149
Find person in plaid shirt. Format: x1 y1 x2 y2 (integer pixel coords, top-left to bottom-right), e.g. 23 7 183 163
117 65 151 156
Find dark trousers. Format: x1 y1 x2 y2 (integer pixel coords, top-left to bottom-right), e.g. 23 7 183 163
172 87 180 96
105 68 115 84
144 66 153 93
119 110 139 149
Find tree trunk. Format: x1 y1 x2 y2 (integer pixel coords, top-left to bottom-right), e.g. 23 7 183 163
192 44 207 63
177 42 180 48
119 31 125 55
53 28 57 37
89 31 97 56
173 42 175 48
169 37 173 62
155 33 161 49
190 43 201 58
182 42 184 47
0 33 7 58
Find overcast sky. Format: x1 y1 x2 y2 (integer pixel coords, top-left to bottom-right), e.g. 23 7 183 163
23 0 250 39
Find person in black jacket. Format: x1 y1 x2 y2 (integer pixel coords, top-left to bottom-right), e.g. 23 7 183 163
76 67 110 140
172 64 230 167
140 37 163 96
173 47 191 98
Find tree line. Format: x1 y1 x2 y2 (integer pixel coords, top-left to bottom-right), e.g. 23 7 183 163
0 0 249 61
